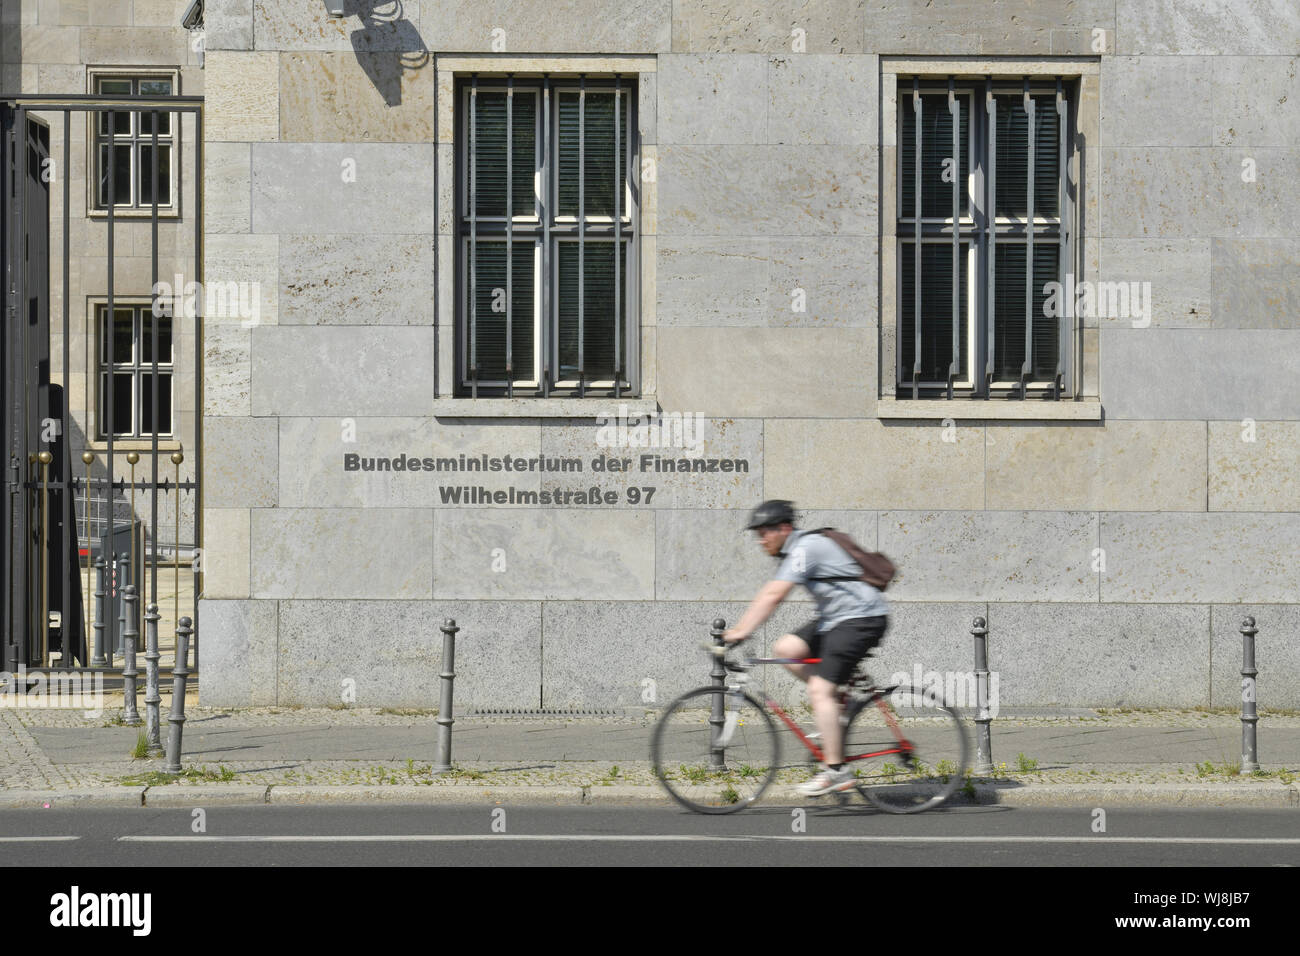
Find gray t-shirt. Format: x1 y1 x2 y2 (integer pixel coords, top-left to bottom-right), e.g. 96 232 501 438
774 528 889 632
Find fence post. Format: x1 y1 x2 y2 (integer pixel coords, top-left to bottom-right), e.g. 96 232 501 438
1240 616 1259 774
709 618 726 770
144 603 162 751
165 617 192 773
433 619 458 773
971 616 993 774
91 554 107 665
121 585 140 726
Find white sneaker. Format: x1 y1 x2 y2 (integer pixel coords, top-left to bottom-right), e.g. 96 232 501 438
797 766 857 797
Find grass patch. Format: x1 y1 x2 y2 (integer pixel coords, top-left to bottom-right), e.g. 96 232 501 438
119 764 236 786
1015 752 1039 773
720 785 740 804
381 707 439 717
131 731 151 760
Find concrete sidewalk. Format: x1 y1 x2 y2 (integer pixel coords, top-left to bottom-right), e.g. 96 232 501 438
2 703 1298 809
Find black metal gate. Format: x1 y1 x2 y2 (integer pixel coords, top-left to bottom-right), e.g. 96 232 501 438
2 94 203 676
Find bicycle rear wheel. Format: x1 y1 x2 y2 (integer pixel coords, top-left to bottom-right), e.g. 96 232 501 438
650 686 779 814
841 684 969 814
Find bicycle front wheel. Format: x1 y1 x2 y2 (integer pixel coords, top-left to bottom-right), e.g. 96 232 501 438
650 686 779 814
842 685 969 814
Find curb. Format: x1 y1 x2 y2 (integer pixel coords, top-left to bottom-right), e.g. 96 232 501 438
268 785 592 805
144 785 271 807
0 788 146 809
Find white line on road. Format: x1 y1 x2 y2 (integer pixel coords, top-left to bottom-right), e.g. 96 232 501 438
0 836 80 842
114 835 1300 844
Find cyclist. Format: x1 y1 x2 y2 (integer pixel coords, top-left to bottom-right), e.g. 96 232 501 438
722 499 890 796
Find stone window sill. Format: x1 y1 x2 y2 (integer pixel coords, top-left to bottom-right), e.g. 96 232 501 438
431 397 659 419
877 399 1102 421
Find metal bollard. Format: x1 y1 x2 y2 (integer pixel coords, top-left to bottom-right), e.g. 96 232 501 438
1240 616 1259 773
971 616 993 774
433 619 458 773
144 603 162 751
121 585 140 726
91 555 107 666
114 552 126 658
708 618 726 770
165 618 192 773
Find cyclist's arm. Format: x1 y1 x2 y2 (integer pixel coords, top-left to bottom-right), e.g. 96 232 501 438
723 579 795 643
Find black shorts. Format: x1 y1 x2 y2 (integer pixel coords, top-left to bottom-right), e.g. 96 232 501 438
793 616 888 685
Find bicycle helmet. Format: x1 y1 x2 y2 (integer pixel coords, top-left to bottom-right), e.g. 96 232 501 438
744 499 796 531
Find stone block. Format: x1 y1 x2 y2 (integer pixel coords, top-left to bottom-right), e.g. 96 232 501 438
279 51 437 143
279 234 434 325
419 0 671 52
865 0 1113 55
1100 513 1300 603
985 420 1208 512
79 26 190 64
1212 56 1300 148
638 69 657 145
655 327 876 418
203 416 278 508
202 324 251 416
197 598 277 706
200 508 251 599
251 508 434 599
1210 239 1300 329
1099 328 1300 420
203 142 251 234
672 0 867 53
766 236 876 326
432 509 655 600
539 601 752 709
205 51 278 142
277 417 541 509
656 54 767 145
767 54 876 145
538 417 762 510
203 233 278 326
765 419 984 510
657 145 876 236
21 25 83 63
986 603 1210 708
250 143 436 234
1117 0 1300 55
205 0 254 51
1208 421 1300 512
1094 239 1212 328
655 237 767 326
249 326 435 416
1210 605 1300 710
1100 56 1212 147
274 599 541 709
254 0 426 52
879 511 1099 602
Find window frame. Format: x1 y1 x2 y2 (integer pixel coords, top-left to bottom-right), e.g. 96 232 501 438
94 302 176 442
453 73 640 399
86 68 181 218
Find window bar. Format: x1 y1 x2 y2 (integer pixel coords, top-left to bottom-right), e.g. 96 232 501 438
1021 79 1035 401
150 109 159 626
578 75 586 399
193 102 203 669
613 76 622 400
506 75 514 400
911 79 921 400
60 115 71 661
542 83 551 398
985 81 996 396
1054 77 1067 401
104 107 116 660
948 77 959 400
469 78 478 398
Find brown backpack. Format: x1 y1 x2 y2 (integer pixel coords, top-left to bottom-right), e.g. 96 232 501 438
804 528 896 591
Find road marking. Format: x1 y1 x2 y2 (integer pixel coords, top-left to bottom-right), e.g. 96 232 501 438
0 836 80 842
115 834 1300 845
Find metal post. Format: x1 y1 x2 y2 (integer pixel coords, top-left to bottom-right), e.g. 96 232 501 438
971 616 993 774
433 618 458 773
1240 616 1259 773
114 551 126 657
91 554 106 665
121 584 140 725
144 602 161 751
709 618 726 770
164 617 191 773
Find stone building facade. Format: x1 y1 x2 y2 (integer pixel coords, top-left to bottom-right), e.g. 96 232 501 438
4 0 1298 711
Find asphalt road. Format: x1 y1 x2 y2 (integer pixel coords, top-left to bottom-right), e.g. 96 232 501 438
3 805 1299 867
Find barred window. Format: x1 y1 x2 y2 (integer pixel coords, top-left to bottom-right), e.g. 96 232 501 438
897 77 1076 399
97 304 174 439
456 75 638 398
91 74 178 211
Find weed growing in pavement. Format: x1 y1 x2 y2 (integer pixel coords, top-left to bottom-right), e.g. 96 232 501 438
1015 752 1039 773
720 785 740 804
131 732 150 759
381 708 438 717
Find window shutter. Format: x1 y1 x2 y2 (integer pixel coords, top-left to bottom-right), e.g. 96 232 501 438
470 241 536 382
557 240 626 380
472 90 536 219
557 89 627 218
901 94 970 220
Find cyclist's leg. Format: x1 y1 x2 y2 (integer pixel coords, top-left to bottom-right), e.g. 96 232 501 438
811 617 889 766
772 619 820 682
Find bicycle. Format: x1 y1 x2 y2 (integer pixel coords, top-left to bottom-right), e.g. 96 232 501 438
650 648 970 815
